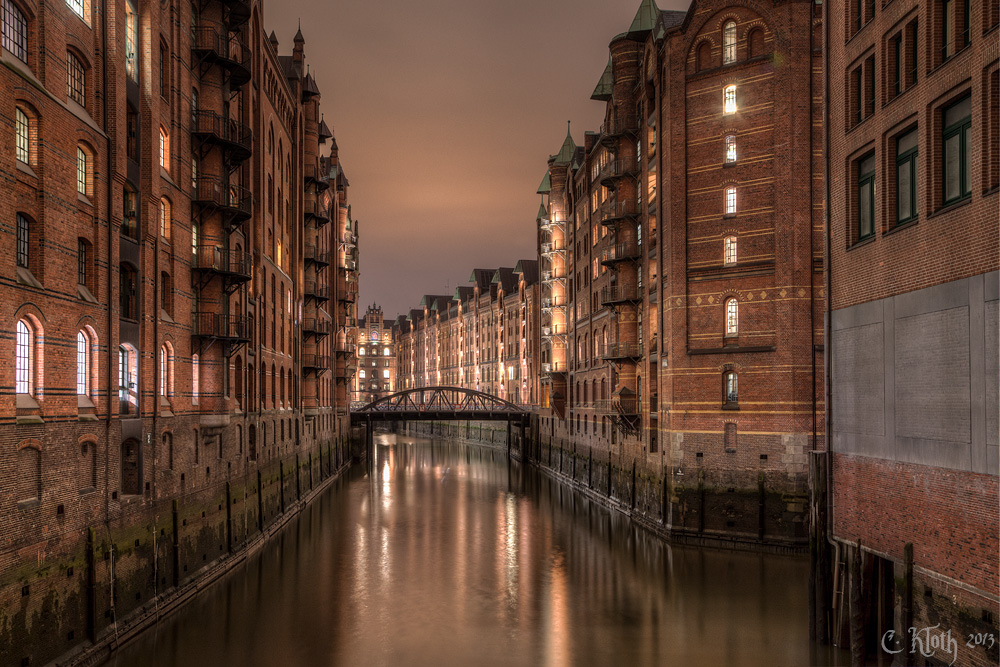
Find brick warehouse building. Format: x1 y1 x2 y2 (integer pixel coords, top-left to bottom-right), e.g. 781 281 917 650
824 0 999 657
535 0 824 544
0 0 358 661
354 304 396 404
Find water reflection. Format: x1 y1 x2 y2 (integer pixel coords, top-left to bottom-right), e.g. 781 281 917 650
104 434 847 667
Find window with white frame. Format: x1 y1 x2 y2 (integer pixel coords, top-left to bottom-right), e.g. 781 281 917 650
725 186 737 214
16 319 31 394
724 235 737 265
77 330 89 395
15 107 28 163
67 51 85 105
2 0 27 62
77 147 87 195
159 127 169 170
724 371 739 404
724 85 737 114
16 212 29 268
725 135 737 162
67 0 84 19
723 21 737 63
725 298 739 335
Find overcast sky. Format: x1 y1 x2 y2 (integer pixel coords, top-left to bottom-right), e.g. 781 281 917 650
264 0 687 319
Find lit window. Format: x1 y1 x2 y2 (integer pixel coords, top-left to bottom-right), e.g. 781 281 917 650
943 95 971 204
725 298 739 335
384 347 390 356
857 153 876 241
724 85 737 114
159 197 171 239
160 346 167 396
2 0 28 63
192 354 199 404
724 235 737 265
67 0 84 19
16 319 31 394
125 0 137 80
15 107 28 163
77 331 88 395
359 370 366 379
896 128 918 224
77 147 87 195
725 135 737 162
159 127 168 170
67 52 85 105
383 370 390 379
725 186 737 214
359 347 365 355
16 212 29 268
724 371 738 404
723 21 737 64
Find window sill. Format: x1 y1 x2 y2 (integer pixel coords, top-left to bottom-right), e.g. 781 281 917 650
847 235 876 251
929 196 971 220
722 403 740 411
17 499 40 511
883 218 918 238
16 160 38 179
723 213 736 219
17 265 43 289
723 161 737 168
77 193 93 207
78 284 98 303
160 309 175 323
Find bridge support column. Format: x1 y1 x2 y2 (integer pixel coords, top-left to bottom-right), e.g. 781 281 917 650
506 420 511 457
365 417 373 475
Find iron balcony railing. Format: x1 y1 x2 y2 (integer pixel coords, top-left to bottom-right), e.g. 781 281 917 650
600 113 640 138
192 110 252 162
599 157 640 186
601 284 643 305
221 0 251 28
595 396 640 415
338 284 357 303
304 279 329 301
306 199 330 226
192 313 250 340
541 323 567 336
192 176 252 220
304 164 330 191
599 342 643 360
541 362 566 374
302 318 331 337
600 242 641 265
541 296 567 309
542 268 566 281
191 25 251 87
302 354 330 372
541 242 566 255
304 244 330 266
341 232 357 246
601 199 639 224
192 246 252 279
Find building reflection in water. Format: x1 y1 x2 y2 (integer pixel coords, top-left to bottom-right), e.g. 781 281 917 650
102 433 847 667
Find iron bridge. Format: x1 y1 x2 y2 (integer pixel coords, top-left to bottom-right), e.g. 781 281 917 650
350 386 530 426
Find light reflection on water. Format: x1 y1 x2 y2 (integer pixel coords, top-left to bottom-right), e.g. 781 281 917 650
103 434 848 667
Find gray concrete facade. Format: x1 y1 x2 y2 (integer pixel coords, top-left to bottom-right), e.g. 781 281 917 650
830 271 999 475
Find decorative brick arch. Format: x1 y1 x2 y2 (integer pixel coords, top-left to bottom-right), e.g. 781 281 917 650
17 438 42 451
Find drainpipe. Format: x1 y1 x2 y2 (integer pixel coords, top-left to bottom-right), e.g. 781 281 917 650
823 0 834 536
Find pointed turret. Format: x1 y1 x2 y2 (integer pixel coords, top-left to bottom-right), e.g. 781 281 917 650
536 171 551 194
591 57 613 101
626 0 659 40
551 121 576 166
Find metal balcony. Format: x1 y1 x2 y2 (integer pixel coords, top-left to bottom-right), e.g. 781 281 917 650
191 177 252 229
192 111 252 163
304 279 329 302
343 258 357 271
192 247 252 293
595 396 640 416
304 244 330 267
541 296 566 310
542 269 566 281
541 324 567 337
541 242 566 256
192 313 250 341
302 354 330 375
600 342 643 360
601 199 640 225
601 284 643 305
306 200 330 227
600 242 641 266
599 113 640 144
338 283 357 303
191 25 251 88
341 232 357 247
599 158 639 187
304 164 330 192
220 0 250 28
302 317 331 337
541 362 566 374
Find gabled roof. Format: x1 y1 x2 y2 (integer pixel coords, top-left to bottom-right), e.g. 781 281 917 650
591 57 613 102
454 286 475 302
491 267 517 294
469 269 495 291
626 0 660 40
318 117 332 141
551 122 576 166
536 171 551 194
657 9 687 38
513 259 539 286
302 72 320 99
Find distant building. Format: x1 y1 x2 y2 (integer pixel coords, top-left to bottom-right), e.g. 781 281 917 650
355 305 395 403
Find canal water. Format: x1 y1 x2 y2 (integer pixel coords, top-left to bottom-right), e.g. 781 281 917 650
102 434 848 667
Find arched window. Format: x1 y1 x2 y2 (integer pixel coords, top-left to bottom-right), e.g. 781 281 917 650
119 344 138 415
192 353 199 404
159 127 169 170
724 85 737 114
723 20 737 64
159 343 172 397
748 28 764 58
384 347 390 356
2 0 28 62
67 51 85 105
15 107 29 163
16 212 29 268
725 298 739 335
697 41 712 71
159 197 171 239
358 347 365 356
725 186 737 214
724 371 739 405
725 135 737 162
16 319 32 394
76 330 90 395
124 0 137 79
77 146 88 195
17 442 40 502
160 271 172 315
724 235 738 265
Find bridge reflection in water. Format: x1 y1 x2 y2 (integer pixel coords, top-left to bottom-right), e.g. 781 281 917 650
102 434 848 667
